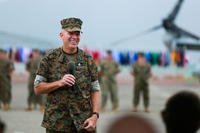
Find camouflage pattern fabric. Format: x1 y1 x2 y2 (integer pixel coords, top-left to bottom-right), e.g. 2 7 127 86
0 58 14 104
99 59 120 109
36 47 98 132
131 62 151 108
60 18 82 32
46 127 96 133
26 58 43 105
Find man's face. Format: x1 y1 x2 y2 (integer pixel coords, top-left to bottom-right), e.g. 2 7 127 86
0 52 3 59
138 56 146 65
32 51 40 59
0 52 7 59
107 53 112 60
60 30 81 49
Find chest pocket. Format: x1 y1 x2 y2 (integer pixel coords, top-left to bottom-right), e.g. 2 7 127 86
75 61 91 98
48 62 66 82
75 62 89 77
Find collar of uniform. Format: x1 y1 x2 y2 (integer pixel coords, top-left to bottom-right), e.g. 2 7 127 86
58 47 80 63
58 47 64 63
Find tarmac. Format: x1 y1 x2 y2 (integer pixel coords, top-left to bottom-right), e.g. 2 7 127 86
1 70 200 133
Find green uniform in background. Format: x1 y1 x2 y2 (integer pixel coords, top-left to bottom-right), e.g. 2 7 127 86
131 61 151 112
100 58 120 111
26 57 44 110
0 57 14 110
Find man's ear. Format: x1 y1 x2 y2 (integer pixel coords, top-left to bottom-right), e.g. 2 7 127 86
60 32 63 38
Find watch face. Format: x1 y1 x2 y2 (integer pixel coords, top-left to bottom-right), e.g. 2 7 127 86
92 112 99 118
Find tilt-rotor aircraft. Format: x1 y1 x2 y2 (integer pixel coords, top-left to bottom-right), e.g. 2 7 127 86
111 0 200 51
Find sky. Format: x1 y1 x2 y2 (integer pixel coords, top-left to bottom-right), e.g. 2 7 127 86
0 0 200 51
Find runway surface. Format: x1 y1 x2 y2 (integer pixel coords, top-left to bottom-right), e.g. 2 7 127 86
0 72 200 133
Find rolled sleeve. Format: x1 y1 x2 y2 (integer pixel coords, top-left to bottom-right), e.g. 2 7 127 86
91 80 100 91
34 75 47 86
36 56 49 78
87 57 98 82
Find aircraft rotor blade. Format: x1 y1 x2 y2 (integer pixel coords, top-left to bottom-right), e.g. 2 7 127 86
167 0 184 22
111 24 162 46
173 25 200 40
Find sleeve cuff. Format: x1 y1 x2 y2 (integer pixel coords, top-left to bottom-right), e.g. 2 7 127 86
91 80 100 91
34 75 47 86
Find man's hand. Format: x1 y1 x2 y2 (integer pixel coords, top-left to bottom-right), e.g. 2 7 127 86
83 115 98 131
58 74 75 87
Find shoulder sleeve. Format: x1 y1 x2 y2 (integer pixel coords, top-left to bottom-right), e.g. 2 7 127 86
9 61 15 70
26 59 31 71
148 63 151 72
6 60 14 72
99 59 104 67
115 61 120 71
132 63 138 73
86 54 98 82
36 56 49 79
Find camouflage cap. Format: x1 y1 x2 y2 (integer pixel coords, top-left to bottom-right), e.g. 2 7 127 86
60 17 82 32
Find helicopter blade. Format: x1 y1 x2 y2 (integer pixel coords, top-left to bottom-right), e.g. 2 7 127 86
166 0 184 22
172 25 200 40
111 24 162 46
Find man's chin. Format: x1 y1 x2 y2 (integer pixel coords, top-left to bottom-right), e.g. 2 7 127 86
69 44 78 49
70 42 78 46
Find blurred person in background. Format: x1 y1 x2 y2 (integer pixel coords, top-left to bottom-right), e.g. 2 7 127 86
107 114 156 133
131 52 151 112
99 50 120 112
34 17 100 133
0 49 15 111
161 91 200 133
25 49 44 112
0 119 5 133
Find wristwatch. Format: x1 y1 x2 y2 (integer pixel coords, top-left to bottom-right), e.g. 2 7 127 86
92 112 99 119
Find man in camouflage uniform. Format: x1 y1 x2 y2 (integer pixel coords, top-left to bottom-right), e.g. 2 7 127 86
131 52 151 112
99 50 120 112
34 17 100 133
0 49 15 111
26 49 44 111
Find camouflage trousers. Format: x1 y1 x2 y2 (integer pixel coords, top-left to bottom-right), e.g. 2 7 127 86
133 84 149 108
46 128 96 133
0 87 12 104
101 79 119 109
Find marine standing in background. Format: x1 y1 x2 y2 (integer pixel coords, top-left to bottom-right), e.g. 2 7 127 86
34 17 100 133
100 50 120 112
131 52 151 112
0 49 15 111
25 49 44 111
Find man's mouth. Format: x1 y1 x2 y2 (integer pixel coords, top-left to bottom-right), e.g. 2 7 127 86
69 39 78 43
